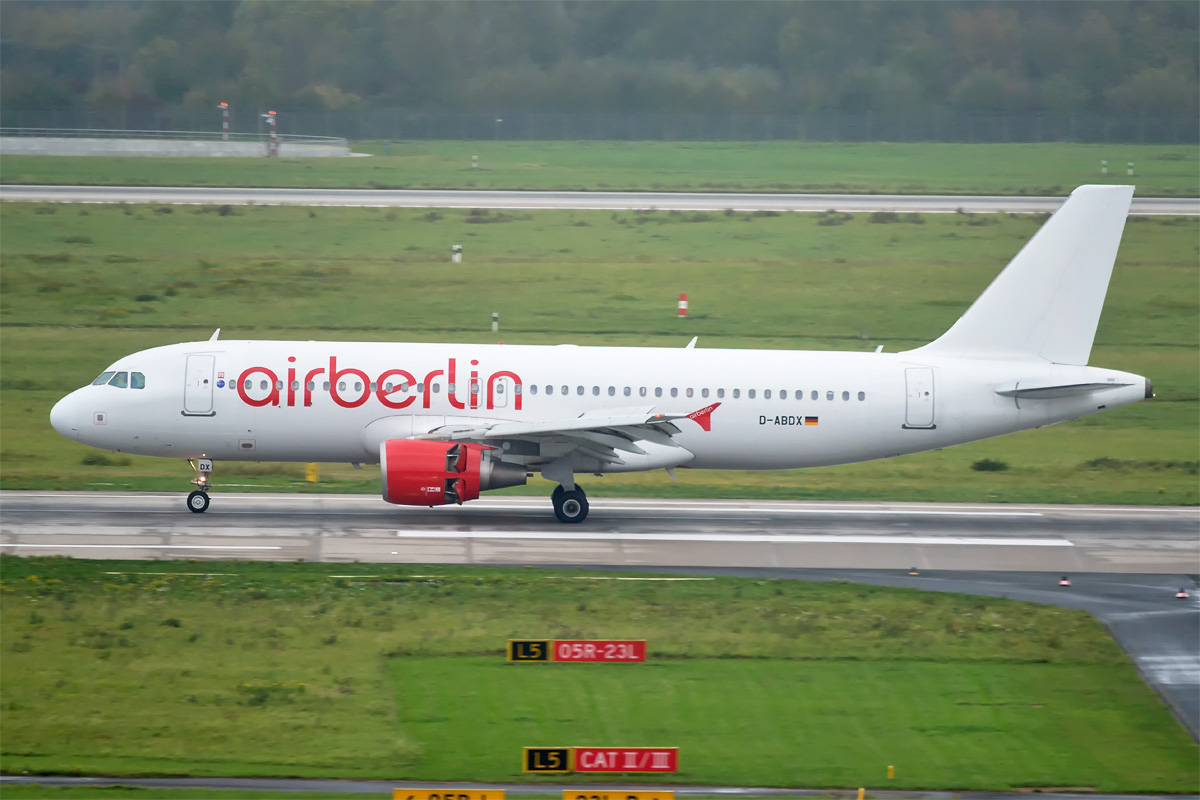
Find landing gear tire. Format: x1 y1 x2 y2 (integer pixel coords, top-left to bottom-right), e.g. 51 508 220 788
552 485 588 524
187 490 210 514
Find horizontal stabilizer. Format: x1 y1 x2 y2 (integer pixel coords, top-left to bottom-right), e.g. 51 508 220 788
996 382 1132 400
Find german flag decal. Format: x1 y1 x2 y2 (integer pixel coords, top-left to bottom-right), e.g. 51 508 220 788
804 416 819 426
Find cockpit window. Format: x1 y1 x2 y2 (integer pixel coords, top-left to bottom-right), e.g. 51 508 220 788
131 372 146 389
108 371 129 388
92 371 116 386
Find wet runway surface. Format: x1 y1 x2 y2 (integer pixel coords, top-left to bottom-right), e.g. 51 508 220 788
4 185 1197 215
2 492 1195 575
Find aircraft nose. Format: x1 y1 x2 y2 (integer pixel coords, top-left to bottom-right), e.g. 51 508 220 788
50 392 82 441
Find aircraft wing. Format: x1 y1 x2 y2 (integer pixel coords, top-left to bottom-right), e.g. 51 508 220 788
414 403 720 466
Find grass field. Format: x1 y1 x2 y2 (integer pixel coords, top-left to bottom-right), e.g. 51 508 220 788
0 789 388 800
2 141 1198 196
1 558 1196 791
1 202 1196 503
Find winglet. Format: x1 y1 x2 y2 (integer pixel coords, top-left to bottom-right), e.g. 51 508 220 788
686 402 721 432
209 328 221 342
685 336 698 349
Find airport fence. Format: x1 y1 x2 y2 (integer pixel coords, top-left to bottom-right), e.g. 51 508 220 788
1 108 1195 145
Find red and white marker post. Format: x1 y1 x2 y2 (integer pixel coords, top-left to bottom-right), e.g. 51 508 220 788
219 102 229 141
262 110 278 157
678 293 688 318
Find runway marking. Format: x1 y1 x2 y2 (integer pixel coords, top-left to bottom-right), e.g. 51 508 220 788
2 544 282 551
1136 655 1200 685
394 531 1072 546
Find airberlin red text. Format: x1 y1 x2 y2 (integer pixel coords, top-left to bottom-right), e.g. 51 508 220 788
236 357 522 411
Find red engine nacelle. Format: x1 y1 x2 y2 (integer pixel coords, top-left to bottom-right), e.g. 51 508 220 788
379 439 526 506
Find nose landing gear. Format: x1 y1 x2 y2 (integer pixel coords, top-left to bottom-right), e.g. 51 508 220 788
187 458 213 513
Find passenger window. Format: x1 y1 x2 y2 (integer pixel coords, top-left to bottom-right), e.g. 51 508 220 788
733 389 741 398
323 381 330 391
670 388 678 398
779 389 787 399
655 387 663 397
530 385 538 395
417 383 425 393
338 381 346 391
92 371 116 386
686 388 694 398
448 383 456 393
576 386 584 395
623 387 631 397
514 384 521 395
748 389 756 399
108 372 129 388
639 387 646 397
858 391 866 401
592 386 599 396
827 391 834 401
717 388 725 399
608 386 615 396
701 388 709 398
811 390 818 400
131 372 146 389
294 381 301 391
764 389 772 399
433 384 441 393
354 381 363 392
383 382 392 392
546 385 554 395
562 385 569 395
842 391 850 401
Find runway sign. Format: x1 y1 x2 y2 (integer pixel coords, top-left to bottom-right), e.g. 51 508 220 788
508 639 646 662
574 747 678 773
524 746 572 772
564 793 674 800
394 792 505 800
553 640 646 662
508 639 550 662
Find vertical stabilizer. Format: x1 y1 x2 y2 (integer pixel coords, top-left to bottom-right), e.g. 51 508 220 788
910 185 1133 365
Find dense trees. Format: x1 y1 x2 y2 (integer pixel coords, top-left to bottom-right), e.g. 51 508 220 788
1 1 1195 121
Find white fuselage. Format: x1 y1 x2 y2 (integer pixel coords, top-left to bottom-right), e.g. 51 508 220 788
50 339 1148 472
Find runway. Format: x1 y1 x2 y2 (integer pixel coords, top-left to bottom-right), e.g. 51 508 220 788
2 185 1197 215
2 492 1196 574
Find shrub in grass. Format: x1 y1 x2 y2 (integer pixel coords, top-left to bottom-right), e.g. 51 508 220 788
971 458 1010 472
80 454 132 467
60 235 93 244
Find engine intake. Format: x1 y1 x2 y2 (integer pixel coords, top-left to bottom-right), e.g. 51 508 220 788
380 439 526 506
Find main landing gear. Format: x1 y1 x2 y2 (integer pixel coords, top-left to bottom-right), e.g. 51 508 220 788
552 484 588 524
187 458 213 513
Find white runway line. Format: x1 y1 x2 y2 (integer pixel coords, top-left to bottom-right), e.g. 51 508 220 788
394 531 1072 546
2 544 282 550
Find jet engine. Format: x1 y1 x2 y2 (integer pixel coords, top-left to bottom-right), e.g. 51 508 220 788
379 439 526 506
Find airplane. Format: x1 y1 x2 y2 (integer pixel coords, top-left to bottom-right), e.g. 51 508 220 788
50 185 1150 523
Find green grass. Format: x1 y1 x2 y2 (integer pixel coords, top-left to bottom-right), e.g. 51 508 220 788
1 202 1196 504
2 141 1198 196
1 558 1196 791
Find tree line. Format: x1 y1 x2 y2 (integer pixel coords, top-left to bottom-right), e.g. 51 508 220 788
2 1 1196 124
